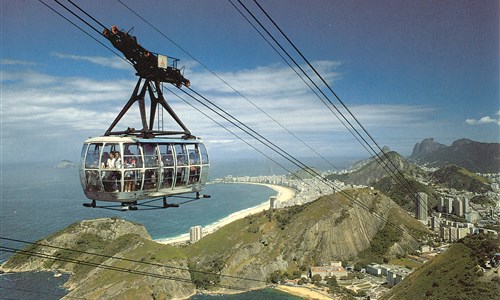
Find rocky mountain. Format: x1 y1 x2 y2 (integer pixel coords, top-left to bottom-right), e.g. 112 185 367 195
329 150 423 186
409 138 446 159
1 190 429 297
409 138 500 173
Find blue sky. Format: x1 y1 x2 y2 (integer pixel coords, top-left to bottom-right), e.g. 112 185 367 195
1 0 498 165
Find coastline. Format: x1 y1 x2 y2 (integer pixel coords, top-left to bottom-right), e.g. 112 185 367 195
156 183 296 245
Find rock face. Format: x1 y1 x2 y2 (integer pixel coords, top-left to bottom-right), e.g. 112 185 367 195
410 138 446 159
1 218 195 300
409 138 500 173
188 189 426 290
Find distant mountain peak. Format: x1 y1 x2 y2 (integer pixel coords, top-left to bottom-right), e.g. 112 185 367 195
409 138 500 173
410 138 446 159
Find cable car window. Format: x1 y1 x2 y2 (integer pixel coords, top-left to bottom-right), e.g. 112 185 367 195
85 143 103 168
161 168 173 189
199 144 209 164
124 143 143 168
101 143 120 169
144 169 157 190
189 166 200 184
176 166 189 187
84 170 102 192
100 143 122 192
81 144 88 164
143 144 159 167
186 144 201 165
174 144 187 166
158 144 174 167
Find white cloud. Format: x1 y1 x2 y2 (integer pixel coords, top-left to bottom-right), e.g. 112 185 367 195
53 52 131 70
1 59 439 162
465 115 500 125
1 59 37 66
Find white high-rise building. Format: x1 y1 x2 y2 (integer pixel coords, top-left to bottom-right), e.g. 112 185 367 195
462 197 470 214
437 197 445 212
189 225 203 243
415 192 428 222
453 197 463 217
445 197 453 214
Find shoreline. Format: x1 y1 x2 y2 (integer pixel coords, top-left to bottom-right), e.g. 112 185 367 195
156 182 296 245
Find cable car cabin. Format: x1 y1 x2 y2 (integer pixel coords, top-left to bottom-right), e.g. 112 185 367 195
79 136 209 204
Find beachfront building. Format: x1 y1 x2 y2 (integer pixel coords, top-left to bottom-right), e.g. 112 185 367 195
310 261 348 279
269 196 278 209
189 225 203 243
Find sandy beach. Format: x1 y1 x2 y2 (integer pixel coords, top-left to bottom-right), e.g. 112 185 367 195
156 183 295 245
276 285 333 300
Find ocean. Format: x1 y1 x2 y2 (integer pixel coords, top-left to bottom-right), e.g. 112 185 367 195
0 157 355 299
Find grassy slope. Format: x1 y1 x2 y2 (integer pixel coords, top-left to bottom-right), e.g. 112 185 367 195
382 243 499 300
431 165 492 193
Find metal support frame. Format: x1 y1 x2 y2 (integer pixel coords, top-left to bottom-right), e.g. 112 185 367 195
105 77 192 138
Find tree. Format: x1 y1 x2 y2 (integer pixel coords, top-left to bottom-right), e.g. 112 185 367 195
311 274 322 284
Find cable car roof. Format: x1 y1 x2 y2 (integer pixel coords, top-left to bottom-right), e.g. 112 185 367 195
83 135 204 144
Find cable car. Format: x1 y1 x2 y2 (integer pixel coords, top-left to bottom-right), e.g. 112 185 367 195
80 136 209 207
79 26 209 210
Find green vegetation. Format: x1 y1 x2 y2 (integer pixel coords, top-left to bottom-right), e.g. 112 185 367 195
188 259 223 289
471 195 496 206
431 165 492 193
458 233 499 267
356 221 401 266
382 234 500 300
389 257 422 270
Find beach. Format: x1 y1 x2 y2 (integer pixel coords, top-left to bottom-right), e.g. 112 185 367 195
156 183 295 244
276 285 333 300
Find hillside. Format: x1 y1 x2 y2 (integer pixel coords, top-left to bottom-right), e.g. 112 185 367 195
328 151 423 186
431 165 492 193
185 189 428 290
409 138 500 173
373 176 438 212
382 234 500 300
1 190 429 297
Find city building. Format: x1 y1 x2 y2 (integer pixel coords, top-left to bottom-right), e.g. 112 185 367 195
269 196 277 209
453 197 463 217
445 197 453 214
189 225 203 243
437 196 445 212
387 268 411 287
310 261 348 279
415 192 428 222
